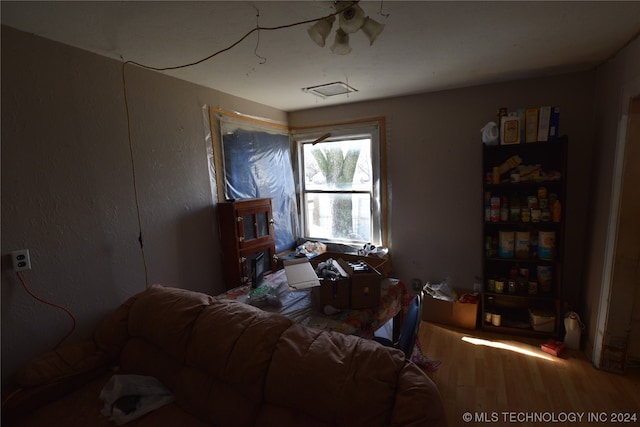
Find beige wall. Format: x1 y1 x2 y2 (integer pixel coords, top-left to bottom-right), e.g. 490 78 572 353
1 26 287 385
588 35 640 369
290 72 597 313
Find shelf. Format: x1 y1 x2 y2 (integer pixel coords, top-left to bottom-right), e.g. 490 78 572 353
484 220 561 228
485 257 556 264
482 139 567 153
481 323 556 337
484 180 562 190
483 292 556 301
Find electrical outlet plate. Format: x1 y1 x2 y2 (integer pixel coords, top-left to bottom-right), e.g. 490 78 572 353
11 249 31 271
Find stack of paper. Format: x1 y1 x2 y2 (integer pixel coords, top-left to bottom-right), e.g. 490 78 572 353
283 258 320 290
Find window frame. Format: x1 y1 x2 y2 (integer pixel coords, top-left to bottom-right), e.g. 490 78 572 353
291 118 388 247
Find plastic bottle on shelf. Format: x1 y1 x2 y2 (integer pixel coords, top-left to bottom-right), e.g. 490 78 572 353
553 200 562 222
490 197 500 222
564 312 582 350
500 195 509 222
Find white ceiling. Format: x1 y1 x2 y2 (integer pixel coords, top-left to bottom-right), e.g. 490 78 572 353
3 1 640 112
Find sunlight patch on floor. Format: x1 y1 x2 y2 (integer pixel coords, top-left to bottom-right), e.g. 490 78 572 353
461 336 557 361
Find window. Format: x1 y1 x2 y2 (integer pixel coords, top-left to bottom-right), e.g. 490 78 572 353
292 120 386 247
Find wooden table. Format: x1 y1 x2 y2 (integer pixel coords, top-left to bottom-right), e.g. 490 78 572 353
216 268 407 339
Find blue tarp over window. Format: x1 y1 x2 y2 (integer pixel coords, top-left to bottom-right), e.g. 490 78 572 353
222 128 297 253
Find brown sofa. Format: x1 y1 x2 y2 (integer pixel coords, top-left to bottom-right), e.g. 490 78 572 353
3 285 447 426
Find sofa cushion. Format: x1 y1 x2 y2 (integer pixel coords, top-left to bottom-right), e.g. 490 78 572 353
173 366 258 427
93 292 139 359
8 372 210 427
109 285 215 390
390 363 449 427
255 403 336 427
186 299 293 400
172 299 293 426
119 337 184 391
13 341 108 387
262 323 405 426
127 285 214 363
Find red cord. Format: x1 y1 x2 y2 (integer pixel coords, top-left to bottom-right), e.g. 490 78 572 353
16 271 77 349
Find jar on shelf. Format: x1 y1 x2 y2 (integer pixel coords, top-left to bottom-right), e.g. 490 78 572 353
538 187 548 201
487 277 496 293
485 296 495 324
492 312 502 327
531 208 541 222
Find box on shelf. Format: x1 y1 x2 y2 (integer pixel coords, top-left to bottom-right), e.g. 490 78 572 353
500 112 521 145
422 289 478 330
337 258 382 309
529 309 556 332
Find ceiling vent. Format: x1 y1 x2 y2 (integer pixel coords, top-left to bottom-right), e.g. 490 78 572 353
302 81 358 98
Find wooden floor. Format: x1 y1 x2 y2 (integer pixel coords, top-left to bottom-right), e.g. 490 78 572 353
417 321 640 427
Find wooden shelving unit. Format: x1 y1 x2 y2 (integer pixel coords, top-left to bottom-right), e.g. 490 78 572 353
481 137 567 337
217 198 278 290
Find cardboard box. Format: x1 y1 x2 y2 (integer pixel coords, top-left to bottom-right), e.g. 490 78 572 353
309 255 383 309
529 309 555 333
541 339 565 357
309 257 350 309
313 277 351 309
311 252 391 277
422 289 478 330
525 108 539 143
337 258 382 309
500 112 521 145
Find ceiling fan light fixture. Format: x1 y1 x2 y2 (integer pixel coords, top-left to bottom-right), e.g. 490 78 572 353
307 2 383 54
330 28 352 55
338 4 366 33
361 17 385 45
307 15 335 47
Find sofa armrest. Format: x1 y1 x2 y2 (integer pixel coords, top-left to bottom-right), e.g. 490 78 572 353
2 341 112 420
13 341 110 387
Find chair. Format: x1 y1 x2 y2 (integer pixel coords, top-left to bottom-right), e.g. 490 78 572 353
373 292 422 359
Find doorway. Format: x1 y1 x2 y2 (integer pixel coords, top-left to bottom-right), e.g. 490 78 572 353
599 94 640 372
620 95 640 367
